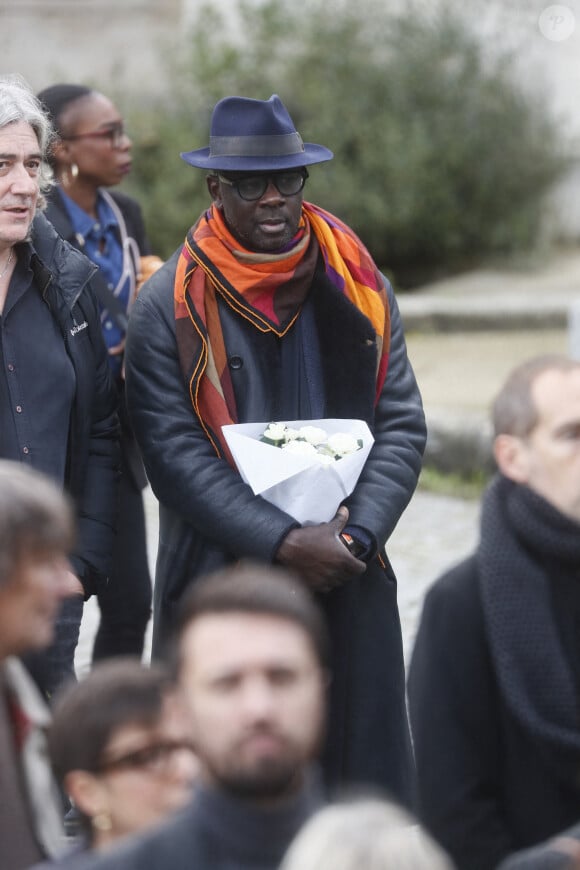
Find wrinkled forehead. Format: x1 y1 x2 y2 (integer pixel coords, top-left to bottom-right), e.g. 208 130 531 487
531 367 580 425
0 119 41 148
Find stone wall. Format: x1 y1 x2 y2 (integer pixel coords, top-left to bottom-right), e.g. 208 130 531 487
0 0 184 95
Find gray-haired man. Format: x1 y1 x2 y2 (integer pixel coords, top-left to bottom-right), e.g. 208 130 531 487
0 75 119 697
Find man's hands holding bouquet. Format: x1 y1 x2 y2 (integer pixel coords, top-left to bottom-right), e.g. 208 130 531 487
222 418 373 593
276 505 366 593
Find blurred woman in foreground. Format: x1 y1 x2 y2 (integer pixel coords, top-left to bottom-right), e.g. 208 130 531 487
34 658 199 867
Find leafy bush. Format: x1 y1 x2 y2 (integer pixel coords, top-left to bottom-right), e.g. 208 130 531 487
123 0 569 287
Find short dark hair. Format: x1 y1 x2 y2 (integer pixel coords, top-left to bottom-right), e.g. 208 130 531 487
0 460 74 585
36 83 95 171
48 658 173 784
492 355 580 438
36 83 93 136
172 561 330 674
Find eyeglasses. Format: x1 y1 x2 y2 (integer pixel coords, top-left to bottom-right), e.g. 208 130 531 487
97 739 196 775
217 169 308 201
61 122 127 149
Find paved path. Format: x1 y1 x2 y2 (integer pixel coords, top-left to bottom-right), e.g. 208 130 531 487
390 489 480 664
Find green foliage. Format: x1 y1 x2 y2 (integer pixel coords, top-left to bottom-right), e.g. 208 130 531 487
123 108 204 258
419 465 490 500
123 0 569 285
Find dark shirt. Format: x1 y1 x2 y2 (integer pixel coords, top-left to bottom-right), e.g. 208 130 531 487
219 268 372 556
56 774 324 870
0 244 75 484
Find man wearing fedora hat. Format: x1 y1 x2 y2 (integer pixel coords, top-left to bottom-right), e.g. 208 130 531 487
124 94 426 802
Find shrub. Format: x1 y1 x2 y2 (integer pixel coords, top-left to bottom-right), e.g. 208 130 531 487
123 0 569 287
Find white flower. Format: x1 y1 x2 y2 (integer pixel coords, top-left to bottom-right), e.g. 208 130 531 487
263 422 287 440
259 422 362 461
281 440 319 457
297 426 328 446
327 432 361 456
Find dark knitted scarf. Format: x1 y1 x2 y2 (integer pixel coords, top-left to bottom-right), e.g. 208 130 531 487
478 475 580 780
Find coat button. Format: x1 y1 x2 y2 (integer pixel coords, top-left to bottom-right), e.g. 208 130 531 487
228 355 243 370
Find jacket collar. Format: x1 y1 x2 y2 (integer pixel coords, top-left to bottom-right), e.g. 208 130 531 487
30 211 97 309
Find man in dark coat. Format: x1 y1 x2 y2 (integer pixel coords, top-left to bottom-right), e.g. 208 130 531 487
125 94 426 799
0 76 119 695
408 355 580 870
51 563 327 870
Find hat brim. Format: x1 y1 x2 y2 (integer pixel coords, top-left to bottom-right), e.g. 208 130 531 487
180 143 333 171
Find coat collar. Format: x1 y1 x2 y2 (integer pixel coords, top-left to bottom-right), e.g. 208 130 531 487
30 211 97 310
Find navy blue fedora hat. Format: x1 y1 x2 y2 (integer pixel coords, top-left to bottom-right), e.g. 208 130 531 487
180 94 333 171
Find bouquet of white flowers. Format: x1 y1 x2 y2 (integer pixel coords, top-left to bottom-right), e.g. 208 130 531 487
222 418 374 524
260 423 363 465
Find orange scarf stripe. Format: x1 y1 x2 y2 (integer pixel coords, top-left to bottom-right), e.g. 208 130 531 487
176 256 228 458
304 203 388 342
183 298 222 458
185 236 300 338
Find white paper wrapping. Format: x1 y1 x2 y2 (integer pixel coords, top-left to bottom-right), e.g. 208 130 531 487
222 418 374 524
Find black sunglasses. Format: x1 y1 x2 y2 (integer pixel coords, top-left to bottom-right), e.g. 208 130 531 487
217 168 309 201
97 739 196 774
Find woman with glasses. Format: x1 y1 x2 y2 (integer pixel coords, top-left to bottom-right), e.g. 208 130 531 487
33 658 199 867
37 84 157 668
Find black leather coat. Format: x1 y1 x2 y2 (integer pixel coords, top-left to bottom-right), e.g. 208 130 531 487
125 246 426 798
44 187 148 490
30 213 119 593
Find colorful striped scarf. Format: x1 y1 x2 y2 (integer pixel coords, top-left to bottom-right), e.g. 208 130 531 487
174 201 391 464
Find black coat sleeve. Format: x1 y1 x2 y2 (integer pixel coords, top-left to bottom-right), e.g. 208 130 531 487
344 278 426 554
124 258 298 564
407 559 515 870
68 282 120 595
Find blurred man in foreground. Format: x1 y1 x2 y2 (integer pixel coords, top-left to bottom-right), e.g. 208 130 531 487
68 563 328 870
